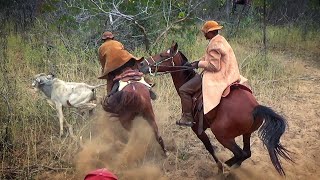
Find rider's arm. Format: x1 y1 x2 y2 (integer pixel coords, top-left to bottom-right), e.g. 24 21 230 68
198 42 226 72
198 49 220 72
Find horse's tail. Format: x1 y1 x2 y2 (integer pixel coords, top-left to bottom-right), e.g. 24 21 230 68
102 90 143 114
253 105 293 176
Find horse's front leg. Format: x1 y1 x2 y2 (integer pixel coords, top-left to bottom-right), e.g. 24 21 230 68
192 126 223 173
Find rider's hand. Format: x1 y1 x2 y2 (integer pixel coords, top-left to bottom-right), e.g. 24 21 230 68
191 61 199 69
184 61 199 69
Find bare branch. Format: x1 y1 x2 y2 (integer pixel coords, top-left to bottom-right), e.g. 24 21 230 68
152 0 206 47
66 0 206 52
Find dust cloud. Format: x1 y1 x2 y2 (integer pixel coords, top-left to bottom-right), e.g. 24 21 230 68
74 109 167 180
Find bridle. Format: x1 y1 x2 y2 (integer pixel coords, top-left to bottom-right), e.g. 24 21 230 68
143 50 193 76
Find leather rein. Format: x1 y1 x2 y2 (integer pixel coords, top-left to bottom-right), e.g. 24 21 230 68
143 50 194 76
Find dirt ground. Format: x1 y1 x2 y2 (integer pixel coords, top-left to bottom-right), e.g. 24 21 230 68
41 51 319 180
157 56 320 180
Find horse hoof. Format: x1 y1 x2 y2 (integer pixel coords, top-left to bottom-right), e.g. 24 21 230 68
221 162 231 175
164 151 169 157
176 121 194 127
217 162 224 174
231 163 241 169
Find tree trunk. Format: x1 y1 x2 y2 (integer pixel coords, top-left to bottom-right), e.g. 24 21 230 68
263 0 267 60
226 0 230 21
302 0 309 41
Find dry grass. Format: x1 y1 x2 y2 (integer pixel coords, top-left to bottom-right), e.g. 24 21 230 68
1 25 319 179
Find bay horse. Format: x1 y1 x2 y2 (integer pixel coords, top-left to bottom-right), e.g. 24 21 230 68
138 42 292 175
101 66 167 155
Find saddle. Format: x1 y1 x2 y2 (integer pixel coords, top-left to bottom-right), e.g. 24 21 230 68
112 69 151 92
113 69 144 82
192 82 252 135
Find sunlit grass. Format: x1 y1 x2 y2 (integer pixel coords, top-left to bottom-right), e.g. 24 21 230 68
0 23 319 179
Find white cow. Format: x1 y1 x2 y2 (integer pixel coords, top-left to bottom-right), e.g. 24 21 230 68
32 73 106 137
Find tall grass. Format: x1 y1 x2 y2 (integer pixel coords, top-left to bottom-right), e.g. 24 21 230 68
0 23 319 179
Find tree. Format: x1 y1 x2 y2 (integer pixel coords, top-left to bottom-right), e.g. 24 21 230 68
58 0 206 53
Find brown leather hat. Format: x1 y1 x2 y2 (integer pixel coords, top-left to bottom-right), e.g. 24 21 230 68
98 40 144 79
102 31 114 40
201 21 223 33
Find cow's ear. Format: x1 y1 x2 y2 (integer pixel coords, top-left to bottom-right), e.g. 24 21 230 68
48 72 55 79
36 78 44 85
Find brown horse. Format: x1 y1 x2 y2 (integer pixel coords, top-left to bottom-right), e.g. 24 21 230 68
138 42 293 175
101 68 167 155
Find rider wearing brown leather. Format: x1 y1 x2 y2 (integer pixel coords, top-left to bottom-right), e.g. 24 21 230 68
98 31 156 99
177 21 243 127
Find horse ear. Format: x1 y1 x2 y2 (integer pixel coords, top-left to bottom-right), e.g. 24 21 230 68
170 42 178 55
136 57 144 63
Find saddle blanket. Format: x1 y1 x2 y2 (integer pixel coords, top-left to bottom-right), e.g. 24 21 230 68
118 77 151 91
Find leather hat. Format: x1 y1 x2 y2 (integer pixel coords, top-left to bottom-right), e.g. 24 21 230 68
201 21 223 33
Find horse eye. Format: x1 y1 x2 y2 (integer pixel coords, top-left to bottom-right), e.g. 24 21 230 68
160 53 167 58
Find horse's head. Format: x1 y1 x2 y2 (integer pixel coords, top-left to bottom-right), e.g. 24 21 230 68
138 42 188 75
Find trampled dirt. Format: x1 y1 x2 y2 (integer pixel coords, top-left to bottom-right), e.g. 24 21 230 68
73 54 320 180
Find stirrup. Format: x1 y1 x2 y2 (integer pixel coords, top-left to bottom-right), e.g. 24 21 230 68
176 119 194 127
149 83 155 87
149 90 157 100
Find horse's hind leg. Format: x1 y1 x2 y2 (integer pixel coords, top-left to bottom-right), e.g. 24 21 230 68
119 113 136 131
192 128 223 173
236 119 262 165
143 110 167 155
237 117 263 165
217 137 246 167
237 133 252 165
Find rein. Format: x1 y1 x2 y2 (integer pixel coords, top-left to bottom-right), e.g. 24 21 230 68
144 51 193 76
147 65 193 75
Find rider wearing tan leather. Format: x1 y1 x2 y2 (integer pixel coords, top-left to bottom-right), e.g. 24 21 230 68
98 31 156 99
98 32 141 92
177 20 247 126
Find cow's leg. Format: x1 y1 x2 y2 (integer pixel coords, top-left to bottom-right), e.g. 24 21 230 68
74 103 97 116
64 119 75 138
76 103 96 111
55 102 64 137
46 99 56 109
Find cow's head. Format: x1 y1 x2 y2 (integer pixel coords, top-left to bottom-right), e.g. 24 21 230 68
32 73 55 88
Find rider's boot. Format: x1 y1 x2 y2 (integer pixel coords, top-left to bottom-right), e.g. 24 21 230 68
149 89 157 100
176 112 194 127
107 81 119 97
176 74 201 127
176 84 195 127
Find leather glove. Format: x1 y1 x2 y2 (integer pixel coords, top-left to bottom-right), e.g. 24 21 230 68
192 61 199 69
184 61 199 69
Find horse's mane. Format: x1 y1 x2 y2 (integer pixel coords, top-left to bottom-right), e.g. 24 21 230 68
178 51 197 81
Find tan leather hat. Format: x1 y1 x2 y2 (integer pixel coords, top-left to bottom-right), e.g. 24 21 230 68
98 40 143 79
101 31 114 40
201 21 223 33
